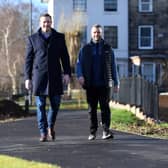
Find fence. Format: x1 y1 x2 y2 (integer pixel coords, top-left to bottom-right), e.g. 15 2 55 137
0 75 159 120
113 76 159 120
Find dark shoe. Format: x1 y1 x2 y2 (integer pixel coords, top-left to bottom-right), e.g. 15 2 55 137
39 134 47 142
88 133 96 140
102 131 114 140
48 128 55 141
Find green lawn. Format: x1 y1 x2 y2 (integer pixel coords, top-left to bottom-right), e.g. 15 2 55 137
28 100 88 111
60 100 88 110
110 108 168 139
111 108 140 125
0 155 61 168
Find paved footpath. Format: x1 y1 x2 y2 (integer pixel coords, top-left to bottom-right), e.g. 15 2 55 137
0 110 168 168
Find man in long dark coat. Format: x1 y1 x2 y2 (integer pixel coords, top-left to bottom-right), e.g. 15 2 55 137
24 13 71 142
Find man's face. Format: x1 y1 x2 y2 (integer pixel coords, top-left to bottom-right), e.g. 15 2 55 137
91 27 102 42
40 16 52 32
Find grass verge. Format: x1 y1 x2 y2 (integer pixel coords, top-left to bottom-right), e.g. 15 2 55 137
110 108 168 139
60 100 88 110
0 155 61 168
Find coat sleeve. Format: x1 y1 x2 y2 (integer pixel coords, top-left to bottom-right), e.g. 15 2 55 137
24 37 34 80
60 34 71 76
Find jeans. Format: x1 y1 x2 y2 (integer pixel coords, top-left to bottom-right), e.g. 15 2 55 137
35 95 61 135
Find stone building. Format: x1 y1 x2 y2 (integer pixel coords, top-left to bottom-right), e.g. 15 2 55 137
129 0 168 91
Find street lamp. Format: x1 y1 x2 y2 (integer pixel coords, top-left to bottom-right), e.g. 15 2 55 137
130 55 142 108
27 0 33 106
29 0 32 35
130 55 141 76
130 55 141 66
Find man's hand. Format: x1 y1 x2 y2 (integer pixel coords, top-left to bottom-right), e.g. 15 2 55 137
63 74 70 85
78 76 85 86
25 79 32 90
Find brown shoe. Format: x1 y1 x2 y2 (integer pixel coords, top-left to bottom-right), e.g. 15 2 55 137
48 128 55 141
39 134 47 142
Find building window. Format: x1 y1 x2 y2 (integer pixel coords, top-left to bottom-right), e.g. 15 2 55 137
104 26 118 48
73 0 87 12
139 0 153 12
104 0 117 12
142 63 155 82
138 26 153 49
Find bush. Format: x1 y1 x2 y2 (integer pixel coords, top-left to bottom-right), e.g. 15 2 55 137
0 99 26 120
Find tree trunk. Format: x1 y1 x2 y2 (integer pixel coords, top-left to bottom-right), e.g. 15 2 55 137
4 29 17 95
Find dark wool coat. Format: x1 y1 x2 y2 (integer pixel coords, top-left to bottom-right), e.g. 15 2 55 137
24 28 71 96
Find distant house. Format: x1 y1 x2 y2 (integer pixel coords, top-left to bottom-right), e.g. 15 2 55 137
42 0 129 79
129 0 168 91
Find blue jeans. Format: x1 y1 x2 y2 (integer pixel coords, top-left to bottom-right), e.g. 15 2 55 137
35 95 61 135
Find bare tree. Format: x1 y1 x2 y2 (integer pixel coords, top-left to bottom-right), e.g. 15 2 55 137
0 0 46 96
57 12 86 97
58 12 87 72
0 2 28 95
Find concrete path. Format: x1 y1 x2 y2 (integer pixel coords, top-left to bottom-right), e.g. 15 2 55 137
0 110 168 168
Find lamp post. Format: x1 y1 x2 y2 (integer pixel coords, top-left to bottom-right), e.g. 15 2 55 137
29 0 32 35
25 0 33 113
29 0 32 106
130 55 141 76
130 55 142 109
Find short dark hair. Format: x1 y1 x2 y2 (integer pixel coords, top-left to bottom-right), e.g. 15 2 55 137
92 24 102 29
40 13 52 20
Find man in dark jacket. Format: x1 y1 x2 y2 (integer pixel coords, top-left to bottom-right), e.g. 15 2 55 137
24 13 71 142
76 24 119 140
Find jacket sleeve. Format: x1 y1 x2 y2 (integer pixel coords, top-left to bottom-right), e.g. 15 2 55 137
76 48 83 78
111 50 119 86
24 37 34 80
